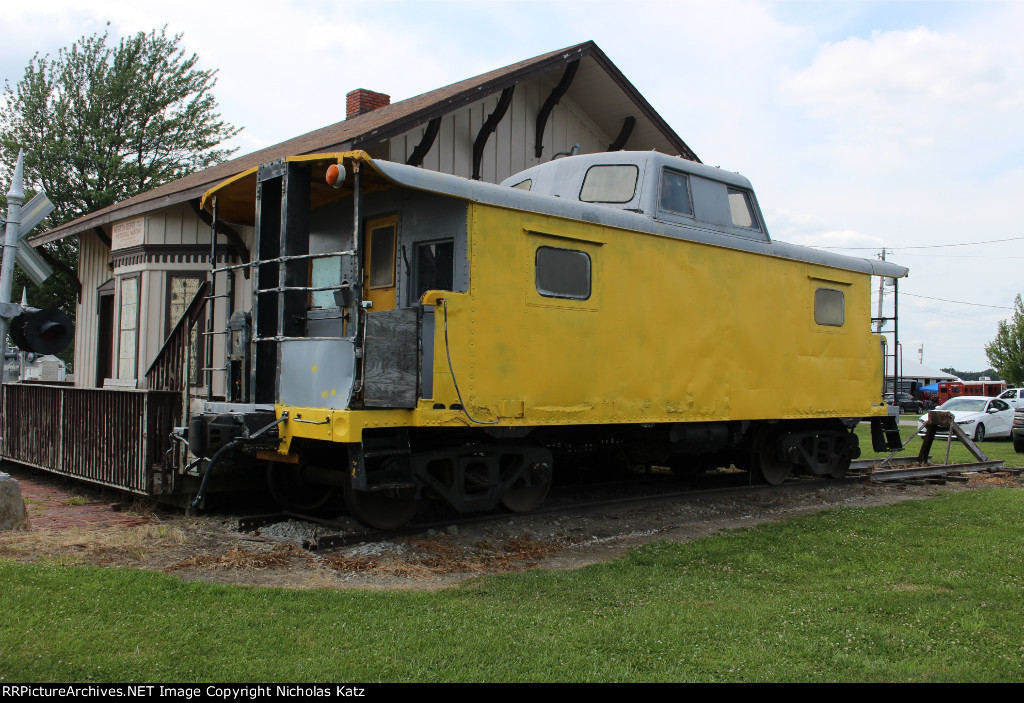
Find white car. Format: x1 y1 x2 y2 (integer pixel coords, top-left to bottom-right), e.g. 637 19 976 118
997 388 1024 410
917 396 1014 442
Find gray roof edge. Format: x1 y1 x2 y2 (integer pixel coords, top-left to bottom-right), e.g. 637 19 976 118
371 158 909 278
29 185 213 245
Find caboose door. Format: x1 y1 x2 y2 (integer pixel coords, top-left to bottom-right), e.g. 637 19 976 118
364 215 398 312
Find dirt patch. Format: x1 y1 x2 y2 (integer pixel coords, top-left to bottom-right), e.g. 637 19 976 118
1 463 1020 590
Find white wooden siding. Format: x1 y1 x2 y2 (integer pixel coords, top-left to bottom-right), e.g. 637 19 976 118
389 74 613 183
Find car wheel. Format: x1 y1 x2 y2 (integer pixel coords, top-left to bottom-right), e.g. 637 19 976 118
974 424 985 443
1014 437 1024 453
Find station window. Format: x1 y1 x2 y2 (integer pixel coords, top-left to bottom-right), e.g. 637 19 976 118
660 170 692 215
814 288 845 327
536 246 591 300
167 274 204 384
118 276 139 379
727 188 759 229
579 165 638 203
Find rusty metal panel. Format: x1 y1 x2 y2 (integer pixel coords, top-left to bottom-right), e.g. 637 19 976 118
0 385 181 494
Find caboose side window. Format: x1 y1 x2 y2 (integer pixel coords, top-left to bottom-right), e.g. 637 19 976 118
414 239 455 301
511 179 533 191
814 288 845 327
536 246 591 300
579 165 638 203
727 188 759 229
660 169 693 215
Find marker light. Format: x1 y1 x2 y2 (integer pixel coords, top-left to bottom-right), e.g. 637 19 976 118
326 163 346 188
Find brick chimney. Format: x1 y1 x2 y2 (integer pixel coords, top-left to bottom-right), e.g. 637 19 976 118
346 89 390 119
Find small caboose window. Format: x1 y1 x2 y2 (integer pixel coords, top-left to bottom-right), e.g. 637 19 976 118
660 169 693 215
511 179 533 191
580 165 638 203
536 246 591 300
414 239 454 300
310 256 341 308
727 188 759 229
814 288 845 327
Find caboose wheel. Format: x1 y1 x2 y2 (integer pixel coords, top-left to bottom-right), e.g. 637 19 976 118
752 429 794 486
500 480 551 513
501 461 553 513
344 486 419 530
266 461 337 513
829 454 852 479
756 454 793 485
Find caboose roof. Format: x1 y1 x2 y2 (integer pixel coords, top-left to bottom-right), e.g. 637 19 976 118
204 151 909 280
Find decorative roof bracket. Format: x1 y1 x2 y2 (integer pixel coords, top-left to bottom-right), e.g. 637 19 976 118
472 87 516 180
534 61 579 158
406 118 442 167
607 116 637 151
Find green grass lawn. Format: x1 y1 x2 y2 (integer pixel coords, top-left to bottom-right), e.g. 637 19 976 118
2 487 1023 683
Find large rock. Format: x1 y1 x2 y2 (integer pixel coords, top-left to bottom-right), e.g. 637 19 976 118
0 472 30 531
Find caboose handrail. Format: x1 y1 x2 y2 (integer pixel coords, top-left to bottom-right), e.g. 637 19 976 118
210 248 356 274
254 284 356 295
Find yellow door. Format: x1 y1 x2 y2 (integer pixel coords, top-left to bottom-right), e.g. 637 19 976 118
364 215 397 311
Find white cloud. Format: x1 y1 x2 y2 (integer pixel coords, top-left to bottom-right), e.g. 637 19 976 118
778 25 1024 172
782 26 1020 112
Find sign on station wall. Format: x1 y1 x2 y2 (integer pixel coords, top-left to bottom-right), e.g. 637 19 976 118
111 218 145 250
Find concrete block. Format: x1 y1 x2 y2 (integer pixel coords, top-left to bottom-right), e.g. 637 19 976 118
0 472 30 531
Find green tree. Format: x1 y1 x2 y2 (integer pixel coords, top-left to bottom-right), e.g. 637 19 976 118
984 294 1024 386
0 25 241 364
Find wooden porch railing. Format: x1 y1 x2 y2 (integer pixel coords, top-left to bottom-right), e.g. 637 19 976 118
0 384 182 494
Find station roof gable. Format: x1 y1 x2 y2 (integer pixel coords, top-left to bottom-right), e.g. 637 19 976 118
31 41 697 246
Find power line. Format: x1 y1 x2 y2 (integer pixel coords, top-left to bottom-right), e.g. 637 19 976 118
903 305 1001 321
817 235 1024 251
892 253 1024 259
901 292 1012 310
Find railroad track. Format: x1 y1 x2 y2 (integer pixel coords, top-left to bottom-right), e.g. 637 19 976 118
236 459 1018 551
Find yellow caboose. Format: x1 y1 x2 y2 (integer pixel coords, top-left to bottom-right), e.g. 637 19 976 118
189 150 907 527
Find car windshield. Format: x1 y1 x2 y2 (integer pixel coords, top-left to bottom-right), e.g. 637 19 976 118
939 398 986 413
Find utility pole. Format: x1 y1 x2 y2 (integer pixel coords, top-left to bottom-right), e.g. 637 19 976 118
875 248 887 333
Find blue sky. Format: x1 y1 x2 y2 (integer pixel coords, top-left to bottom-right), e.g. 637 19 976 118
2 0 1021 373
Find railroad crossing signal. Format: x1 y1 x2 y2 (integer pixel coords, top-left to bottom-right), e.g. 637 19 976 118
1 191 57 285
0 150 71 371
